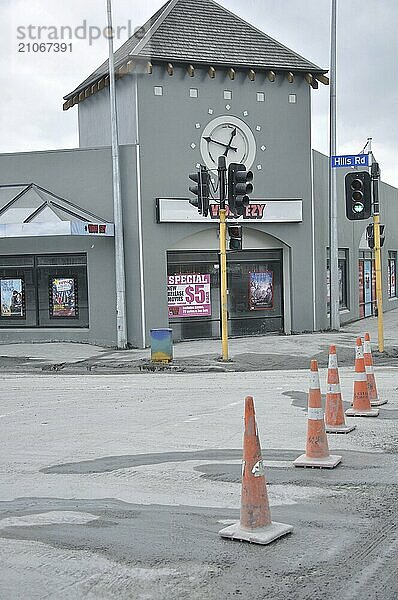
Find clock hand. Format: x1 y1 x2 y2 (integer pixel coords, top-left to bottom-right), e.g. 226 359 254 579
204 136 238 152
223 128 238 157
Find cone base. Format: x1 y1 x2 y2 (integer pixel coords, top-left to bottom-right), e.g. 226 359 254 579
219 521 293 545
370 398 388 407
325 423 356 434
293 454 342 469
345 407 379 417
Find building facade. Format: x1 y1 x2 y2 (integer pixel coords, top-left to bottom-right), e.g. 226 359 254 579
0 0 397 347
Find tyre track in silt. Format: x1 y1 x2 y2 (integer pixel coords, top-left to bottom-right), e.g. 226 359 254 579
282 509 398 600
339 521 398 600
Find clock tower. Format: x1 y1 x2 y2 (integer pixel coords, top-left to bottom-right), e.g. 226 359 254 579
64 0 329 345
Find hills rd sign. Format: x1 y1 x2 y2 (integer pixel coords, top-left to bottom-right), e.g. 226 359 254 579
331 154 369 168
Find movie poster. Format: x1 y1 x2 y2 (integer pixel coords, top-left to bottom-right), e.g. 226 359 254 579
249 271 274 310
51 278 77 317
0 279 24 317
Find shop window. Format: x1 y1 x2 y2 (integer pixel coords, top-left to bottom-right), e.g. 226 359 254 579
327 249 349 311
189 88 198 98
358 251 376 319
0 254 88 328
257 92 265 102
167 250 283 340
388 251 397 298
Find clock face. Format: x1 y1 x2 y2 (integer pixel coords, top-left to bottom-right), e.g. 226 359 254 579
200 115 257 171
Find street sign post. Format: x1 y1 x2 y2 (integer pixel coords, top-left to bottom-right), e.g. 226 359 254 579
331 154 369 168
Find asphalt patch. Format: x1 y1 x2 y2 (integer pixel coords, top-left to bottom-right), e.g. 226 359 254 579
284 390 398 420
40 448 398 487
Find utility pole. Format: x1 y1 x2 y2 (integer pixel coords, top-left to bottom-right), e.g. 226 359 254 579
369 143 385 352
106 0 128 349
329 0 340 330
218 156 229 361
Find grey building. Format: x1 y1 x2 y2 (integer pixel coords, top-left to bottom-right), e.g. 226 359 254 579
0 0 397 347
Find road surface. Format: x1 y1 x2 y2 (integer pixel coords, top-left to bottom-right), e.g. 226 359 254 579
0 370 397 599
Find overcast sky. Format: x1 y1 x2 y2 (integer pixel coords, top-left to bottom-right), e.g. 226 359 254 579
1 0 397 186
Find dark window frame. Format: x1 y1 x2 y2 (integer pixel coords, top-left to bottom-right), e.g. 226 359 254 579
0 253 88 328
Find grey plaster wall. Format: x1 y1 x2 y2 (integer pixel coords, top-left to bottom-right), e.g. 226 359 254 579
78 76 137 147
0 147 124 346
312 150 398 330
131 65 315 339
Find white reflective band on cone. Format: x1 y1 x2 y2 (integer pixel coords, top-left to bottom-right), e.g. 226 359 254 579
355 346 364 359
355 372 367 382
327 383 341 394
363 341 371 354
308 407 324 420
310 371 320 389
328 354 338 368
365 365 374 374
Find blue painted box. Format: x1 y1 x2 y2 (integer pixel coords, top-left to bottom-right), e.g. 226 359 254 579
150 328 173 363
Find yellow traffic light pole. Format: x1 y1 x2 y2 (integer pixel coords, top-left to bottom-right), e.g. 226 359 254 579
218 156 229 361
373 214 384 352
219 207 229 361
371 160 384 352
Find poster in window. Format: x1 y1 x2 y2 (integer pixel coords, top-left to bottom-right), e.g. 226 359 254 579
359 261 365 319
167 274 211 318
50 278 77 318
249 271 274 310
0 279 24 318
389 258 396 298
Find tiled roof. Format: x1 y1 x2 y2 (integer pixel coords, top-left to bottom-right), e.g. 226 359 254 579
65 0 326 101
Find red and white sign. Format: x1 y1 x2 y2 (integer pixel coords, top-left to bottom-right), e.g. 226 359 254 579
157 198 302 223
168 273 211 318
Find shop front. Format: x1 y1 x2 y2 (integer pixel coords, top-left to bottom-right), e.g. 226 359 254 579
167 249 283 340
0 183 115 342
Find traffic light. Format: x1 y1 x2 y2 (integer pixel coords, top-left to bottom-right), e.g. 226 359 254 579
366 223 385 250
228 224 242 250
380 225 386 247
228 163 254 217
345 171 372 220
189 165 210 217
366 223 375 249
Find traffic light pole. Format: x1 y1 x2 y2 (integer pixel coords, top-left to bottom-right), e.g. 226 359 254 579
218 156 229 361
371 159 385 352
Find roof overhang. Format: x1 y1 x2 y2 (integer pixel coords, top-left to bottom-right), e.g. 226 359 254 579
63 61 329 110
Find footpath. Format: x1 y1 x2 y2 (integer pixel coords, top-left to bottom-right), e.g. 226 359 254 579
0 310 397 374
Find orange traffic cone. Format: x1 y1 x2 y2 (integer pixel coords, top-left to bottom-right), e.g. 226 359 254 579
294 360 342 468
325 345 356 434
364 332 387 406
219 396 293 545
345 338 379 417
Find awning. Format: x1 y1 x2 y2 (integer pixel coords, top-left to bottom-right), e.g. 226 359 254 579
0 184 114 239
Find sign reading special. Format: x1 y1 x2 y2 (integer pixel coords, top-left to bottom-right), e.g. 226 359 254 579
168 274 211 318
